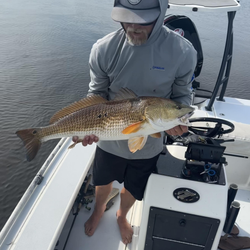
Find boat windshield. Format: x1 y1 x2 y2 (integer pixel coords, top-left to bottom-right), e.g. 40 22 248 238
169 0 240 12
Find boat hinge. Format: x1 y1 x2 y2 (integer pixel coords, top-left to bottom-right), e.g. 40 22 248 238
36 174 44 185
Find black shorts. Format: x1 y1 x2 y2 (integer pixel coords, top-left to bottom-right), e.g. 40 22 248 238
92 146 160 200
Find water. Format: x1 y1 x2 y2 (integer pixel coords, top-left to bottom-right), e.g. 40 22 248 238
0 0 249 231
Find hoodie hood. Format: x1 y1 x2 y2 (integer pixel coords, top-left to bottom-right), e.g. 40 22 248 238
111 0 169 46
147 0 168 45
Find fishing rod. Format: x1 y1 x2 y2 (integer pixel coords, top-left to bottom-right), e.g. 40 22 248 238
62 174 93 250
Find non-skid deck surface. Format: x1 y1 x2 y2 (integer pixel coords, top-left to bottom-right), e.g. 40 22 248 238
57 186 250 250
234 189 250 239
57 181 129 250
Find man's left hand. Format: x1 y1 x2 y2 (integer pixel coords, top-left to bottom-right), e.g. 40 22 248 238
165 125 188 136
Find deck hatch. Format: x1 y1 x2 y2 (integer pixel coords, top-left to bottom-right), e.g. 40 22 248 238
144 207 220 250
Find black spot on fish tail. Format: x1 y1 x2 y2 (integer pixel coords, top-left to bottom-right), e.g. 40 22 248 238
16 128 42 162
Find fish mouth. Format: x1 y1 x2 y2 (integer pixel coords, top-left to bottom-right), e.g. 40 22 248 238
178 111 194 125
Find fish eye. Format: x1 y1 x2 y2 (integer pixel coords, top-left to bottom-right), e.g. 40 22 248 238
176 105 181 110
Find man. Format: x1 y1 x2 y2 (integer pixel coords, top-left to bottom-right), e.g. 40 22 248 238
73 0 197 245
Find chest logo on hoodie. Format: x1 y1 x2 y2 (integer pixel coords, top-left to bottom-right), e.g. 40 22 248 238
152 66 165 71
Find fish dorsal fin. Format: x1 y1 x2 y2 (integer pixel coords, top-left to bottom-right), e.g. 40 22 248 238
128 136 148 153
113 88 138 101
49 95 107 124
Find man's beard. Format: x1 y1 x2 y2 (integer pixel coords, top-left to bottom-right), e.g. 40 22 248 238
126 27 149 46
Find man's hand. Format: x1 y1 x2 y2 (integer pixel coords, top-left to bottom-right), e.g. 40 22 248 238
165 125 188 136
72 135 99 146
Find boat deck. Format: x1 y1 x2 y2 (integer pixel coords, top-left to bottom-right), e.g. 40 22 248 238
57 183 250 250
56 181 128 250
1 137 249 250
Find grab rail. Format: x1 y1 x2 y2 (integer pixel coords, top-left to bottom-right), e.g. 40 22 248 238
0 138 68 245
205 11 236 111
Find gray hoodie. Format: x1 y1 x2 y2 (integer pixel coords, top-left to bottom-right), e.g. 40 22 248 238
87 0 197 159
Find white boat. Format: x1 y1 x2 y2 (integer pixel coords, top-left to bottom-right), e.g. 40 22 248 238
1 0 250 250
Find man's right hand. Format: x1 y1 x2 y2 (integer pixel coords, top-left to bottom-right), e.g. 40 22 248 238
72 135 99 146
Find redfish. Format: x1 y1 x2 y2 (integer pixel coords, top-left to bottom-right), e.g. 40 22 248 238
16 88 194 161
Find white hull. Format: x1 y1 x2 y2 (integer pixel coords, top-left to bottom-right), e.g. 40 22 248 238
1 1 250 250
1 96 250 250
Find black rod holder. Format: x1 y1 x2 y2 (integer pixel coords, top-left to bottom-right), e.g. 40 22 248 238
227 183 238 214
223 201 240 234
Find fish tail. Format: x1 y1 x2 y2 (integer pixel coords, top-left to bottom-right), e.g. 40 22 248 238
16 128 42 162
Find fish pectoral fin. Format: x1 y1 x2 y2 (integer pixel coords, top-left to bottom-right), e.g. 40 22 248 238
150 132 162 138
122 121 145 134
68 139 83 149
128 136 148 153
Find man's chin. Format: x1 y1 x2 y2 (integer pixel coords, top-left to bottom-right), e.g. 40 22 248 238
127 35 148 46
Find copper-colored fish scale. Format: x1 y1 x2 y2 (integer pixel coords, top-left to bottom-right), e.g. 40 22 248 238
39 98 146 140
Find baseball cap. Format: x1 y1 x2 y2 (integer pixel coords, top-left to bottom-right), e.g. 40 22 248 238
111 0 160 24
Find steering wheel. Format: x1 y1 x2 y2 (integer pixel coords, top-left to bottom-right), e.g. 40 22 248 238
188 117 235 137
